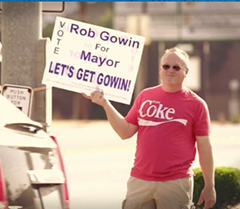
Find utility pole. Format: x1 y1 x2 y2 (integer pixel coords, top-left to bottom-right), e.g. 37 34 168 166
72 2 90 120
1 2 51 130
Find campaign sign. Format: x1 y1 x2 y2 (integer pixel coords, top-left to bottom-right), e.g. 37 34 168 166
42 16 145 104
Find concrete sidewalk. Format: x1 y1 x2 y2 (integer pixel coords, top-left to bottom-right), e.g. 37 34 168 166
50 120 240 209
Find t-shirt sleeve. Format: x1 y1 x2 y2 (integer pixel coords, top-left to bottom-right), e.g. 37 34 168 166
194 100 211 136
125 93 141 126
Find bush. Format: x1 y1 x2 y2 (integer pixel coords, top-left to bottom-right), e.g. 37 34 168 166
193 167 240 209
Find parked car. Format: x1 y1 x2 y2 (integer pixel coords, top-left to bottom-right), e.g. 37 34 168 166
0 94 69 209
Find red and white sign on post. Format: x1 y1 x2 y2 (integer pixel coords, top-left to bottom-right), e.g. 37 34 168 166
42 16 145 105
1 84 33 117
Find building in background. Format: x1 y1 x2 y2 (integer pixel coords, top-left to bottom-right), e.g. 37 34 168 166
39 2 240 122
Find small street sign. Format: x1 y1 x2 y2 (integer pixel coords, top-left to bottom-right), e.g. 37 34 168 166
1 84 33 117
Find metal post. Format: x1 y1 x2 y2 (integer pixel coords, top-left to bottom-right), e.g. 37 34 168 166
203 41 210 103
1 2 51 130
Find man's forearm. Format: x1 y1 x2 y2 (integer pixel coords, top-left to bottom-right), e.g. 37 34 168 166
82 91 137 140
103 100 137 139
198 142 215 187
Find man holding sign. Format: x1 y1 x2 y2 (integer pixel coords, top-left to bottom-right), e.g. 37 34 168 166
84 47 216 209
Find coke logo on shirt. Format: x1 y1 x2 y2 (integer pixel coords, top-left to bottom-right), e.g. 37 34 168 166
139 100 175 120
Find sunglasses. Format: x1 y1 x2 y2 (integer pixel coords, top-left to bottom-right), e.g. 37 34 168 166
162 64 186 71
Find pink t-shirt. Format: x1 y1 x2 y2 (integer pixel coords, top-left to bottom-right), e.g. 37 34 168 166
125 85 210 181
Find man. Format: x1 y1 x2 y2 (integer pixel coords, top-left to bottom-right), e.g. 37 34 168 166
83 47 216 209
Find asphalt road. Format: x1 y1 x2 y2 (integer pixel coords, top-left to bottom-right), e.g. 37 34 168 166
50 120 240 209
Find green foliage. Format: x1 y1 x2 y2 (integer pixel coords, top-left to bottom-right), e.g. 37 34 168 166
92 8 113 28
230 114 240 124
193 167 240 209
43 23 54 38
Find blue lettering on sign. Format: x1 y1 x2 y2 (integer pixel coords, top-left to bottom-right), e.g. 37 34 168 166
97 73 131 91
48 62 74 78
100 31 140 49
80 50 120 68
48 61 131 91
68 23 140 49
76 68 96 82
69 24 96 38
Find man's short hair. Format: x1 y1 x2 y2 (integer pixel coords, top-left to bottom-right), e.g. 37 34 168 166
161 47 190 69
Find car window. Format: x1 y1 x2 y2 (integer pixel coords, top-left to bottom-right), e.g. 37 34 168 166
0 146 62 209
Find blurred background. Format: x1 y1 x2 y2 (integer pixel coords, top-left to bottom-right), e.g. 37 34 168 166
1 3 240 208
2 2 240 123
40 2 240 123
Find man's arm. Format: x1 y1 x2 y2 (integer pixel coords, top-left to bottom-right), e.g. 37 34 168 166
196 135 216 209
82 91 138 139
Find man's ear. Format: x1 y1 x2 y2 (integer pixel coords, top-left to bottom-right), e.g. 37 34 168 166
185 68 189 77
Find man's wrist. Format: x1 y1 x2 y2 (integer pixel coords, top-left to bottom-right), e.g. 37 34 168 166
102 99 110 109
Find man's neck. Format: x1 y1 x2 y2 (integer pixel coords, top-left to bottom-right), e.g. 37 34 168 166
162 84 183 93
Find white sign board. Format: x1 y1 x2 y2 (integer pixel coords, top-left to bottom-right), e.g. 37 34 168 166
1 84 33 117
42 16 145 105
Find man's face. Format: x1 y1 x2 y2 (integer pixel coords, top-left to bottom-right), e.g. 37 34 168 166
159 52 188 87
